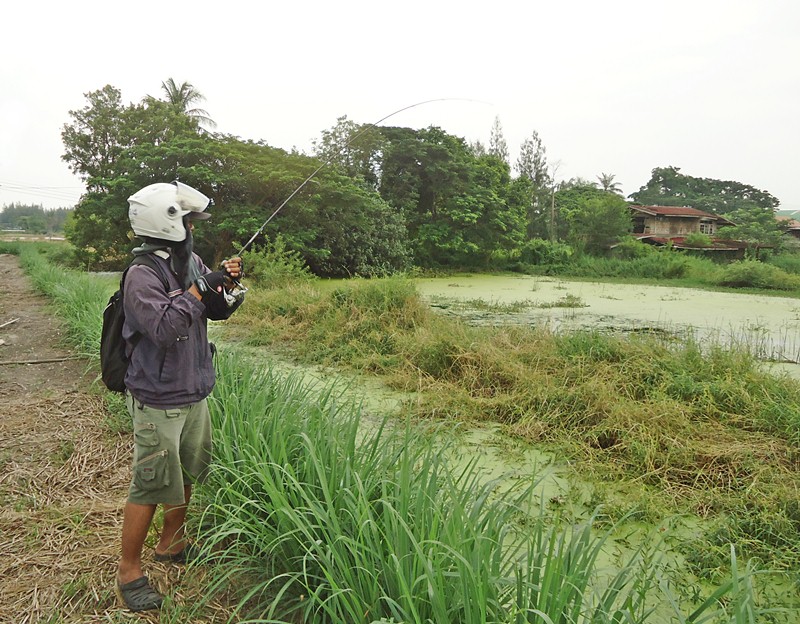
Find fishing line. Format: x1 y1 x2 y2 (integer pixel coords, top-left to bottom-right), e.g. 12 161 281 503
235 97 491 257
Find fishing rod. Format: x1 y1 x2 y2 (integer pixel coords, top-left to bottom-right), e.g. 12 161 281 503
234 97 489 258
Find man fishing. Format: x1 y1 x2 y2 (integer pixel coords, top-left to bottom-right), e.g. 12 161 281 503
114 181 244 612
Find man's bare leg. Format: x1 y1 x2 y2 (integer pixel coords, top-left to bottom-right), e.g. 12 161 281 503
118 501 157 584
155 484 192 555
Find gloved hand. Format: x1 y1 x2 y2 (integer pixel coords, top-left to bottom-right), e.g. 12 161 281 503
193 271 229 303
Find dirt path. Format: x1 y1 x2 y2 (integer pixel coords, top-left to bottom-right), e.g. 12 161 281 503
0 254 180 622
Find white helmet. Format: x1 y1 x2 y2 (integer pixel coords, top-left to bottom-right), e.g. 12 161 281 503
128 181 211 242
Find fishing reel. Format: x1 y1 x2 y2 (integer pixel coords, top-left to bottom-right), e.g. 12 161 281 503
220 257 248 308
224 278 248 308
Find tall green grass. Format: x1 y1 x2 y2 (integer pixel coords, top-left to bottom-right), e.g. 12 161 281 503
17 245 117 360
190 351 766 623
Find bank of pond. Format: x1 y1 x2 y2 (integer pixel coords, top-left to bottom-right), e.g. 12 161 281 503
15 244 800 623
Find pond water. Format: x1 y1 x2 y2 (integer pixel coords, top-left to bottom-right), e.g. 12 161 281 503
414 275 800 378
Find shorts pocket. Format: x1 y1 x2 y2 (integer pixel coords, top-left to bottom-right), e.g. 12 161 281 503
134 422 159 447
133 449 169 491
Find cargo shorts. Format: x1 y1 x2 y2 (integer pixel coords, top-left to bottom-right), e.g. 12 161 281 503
126 393 212 506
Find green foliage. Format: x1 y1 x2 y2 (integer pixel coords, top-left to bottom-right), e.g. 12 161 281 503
376 126 526 268
193 351 762 623
60 85 411 275
0 204 72 233
683 232 714 247
612 239 658 260
715 260 800 291
240 236 314 287
520 238 574 265
716 206 787 251
534 249 695 279
766 252 800 275
630 166 780 214
565 193 633 254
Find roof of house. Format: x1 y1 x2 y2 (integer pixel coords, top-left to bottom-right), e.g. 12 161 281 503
629 205 735 226
776 215 800 229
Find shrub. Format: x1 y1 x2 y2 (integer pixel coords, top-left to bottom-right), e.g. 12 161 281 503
766 252 800 275
240 236 314 288
683 232 713 247
520 239 574 266
611 239 657 260
715 260 800 291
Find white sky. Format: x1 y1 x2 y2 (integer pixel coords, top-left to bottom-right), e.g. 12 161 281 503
2 0 798 211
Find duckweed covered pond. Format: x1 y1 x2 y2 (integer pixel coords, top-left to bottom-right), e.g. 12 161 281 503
414 274 800 376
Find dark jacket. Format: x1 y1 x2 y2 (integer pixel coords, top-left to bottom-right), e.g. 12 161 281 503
122 252 214 409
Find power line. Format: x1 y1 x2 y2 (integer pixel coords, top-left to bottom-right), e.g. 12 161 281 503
0 180 83 205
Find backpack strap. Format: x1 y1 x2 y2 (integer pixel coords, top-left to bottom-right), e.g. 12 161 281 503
122 254 173 351
127 254 172 293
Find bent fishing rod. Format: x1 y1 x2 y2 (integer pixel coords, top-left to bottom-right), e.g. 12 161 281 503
234 97 489 258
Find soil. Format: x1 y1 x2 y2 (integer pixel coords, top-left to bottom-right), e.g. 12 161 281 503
0 254 187 622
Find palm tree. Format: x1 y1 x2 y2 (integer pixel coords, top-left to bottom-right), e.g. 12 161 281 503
160 78 217 130
597 172 622 194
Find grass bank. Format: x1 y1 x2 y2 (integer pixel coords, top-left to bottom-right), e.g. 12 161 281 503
225 270 800 578
11 243 798 622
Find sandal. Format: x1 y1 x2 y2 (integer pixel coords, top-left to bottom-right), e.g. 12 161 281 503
154 542 199 564
116 575 163 612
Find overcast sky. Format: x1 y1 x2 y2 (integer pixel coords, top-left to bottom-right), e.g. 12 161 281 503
2 0 798 212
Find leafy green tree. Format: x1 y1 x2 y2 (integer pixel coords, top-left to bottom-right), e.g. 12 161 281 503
312 116 382 186
376 125 525 268
61 85 130 190
565 193 632 255
61 84 409 276
62 87 206 266
630 166 779 214
716 206 786 255
554 183 618 244
469 140 487 158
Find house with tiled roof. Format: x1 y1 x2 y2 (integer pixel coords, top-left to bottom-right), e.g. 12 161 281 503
629 205 748 256
775 210 800 239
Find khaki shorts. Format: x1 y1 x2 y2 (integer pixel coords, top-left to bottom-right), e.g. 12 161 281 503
126 394 212 506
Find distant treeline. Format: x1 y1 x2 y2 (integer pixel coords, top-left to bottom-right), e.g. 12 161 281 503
0 203 72 234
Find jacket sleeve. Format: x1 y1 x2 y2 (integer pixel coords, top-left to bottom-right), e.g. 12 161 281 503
123 264 206 349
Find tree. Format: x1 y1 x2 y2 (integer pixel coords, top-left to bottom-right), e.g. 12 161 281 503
553 181 609 242
61 85 129 190
630 166 779 214
515 130 551 239
716 206 786 254
376 125 525 268
156 78 216 130
597 172 622 194
61 84 410 275
566 193 632 255
312 116 382 186
488 116 509 165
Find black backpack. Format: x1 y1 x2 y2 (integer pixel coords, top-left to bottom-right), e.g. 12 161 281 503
100 255 171 392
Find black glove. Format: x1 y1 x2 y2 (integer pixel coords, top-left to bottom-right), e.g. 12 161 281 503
194 271 229 303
